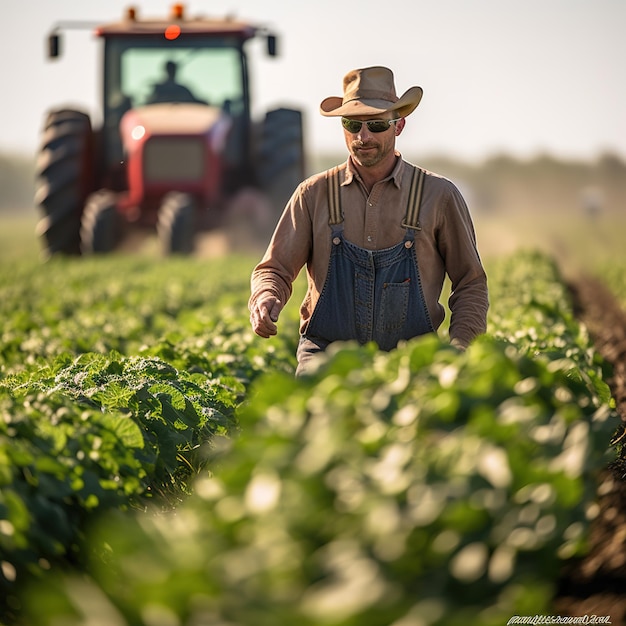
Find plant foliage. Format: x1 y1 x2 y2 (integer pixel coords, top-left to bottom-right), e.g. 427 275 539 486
0 249 619 624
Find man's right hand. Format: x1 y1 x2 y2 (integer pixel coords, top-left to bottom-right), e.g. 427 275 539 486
250 295 283 338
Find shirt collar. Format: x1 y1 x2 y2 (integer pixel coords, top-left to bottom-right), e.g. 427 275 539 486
342 151 405 188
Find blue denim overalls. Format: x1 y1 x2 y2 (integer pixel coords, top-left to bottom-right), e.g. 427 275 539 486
296 166 434 373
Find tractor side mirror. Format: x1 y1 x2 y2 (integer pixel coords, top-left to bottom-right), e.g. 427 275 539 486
267 34 277 57
48 32 61 59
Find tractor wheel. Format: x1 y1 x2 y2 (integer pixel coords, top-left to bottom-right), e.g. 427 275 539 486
35 109 94 257
158 192 196 255
257 108 306 219
80 190 119 254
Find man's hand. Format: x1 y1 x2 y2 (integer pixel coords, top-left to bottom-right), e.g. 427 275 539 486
250 294 284 338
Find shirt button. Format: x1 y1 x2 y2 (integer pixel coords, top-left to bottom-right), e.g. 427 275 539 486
367 235 372 242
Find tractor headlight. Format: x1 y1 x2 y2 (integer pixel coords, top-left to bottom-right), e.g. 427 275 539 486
131 125 146 141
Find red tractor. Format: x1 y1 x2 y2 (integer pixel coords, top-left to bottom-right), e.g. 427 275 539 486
36 4 305 256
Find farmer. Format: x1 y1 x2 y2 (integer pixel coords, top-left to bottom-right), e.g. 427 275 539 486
148 60 203 104
249 66 489 376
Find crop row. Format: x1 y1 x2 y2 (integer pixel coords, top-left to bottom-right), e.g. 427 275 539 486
0 250 620 625
0 254 296 621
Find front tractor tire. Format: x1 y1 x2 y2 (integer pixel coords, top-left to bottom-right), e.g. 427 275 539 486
81 190 119 254
157 192 196 255
35 109 93 257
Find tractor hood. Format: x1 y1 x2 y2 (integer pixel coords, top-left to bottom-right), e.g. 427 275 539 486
120 103 232 151
118 102 232 210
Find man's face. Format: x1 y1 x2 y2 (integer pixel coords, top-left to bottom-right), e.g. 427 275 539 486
342 115 404 168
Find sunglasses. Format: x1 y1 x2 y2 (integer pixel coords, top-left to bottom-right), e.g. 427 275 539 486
341 117 400 134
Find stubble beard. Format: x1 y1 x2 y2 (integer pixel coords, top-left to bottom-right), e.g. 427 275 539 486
350 141 384 168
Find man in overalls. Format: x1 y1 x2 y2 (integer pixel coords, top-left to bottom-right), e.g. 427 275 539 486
249 66 489 376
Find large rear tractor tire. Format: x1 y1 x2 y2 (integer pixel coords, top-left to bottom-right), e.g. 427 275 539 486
257 108 306 221
35 109 94 257
80 190 119 254
157 192 196 255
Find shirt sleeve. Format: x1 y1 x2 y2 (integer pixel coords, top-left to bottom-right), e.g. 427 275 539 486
249 183 312 313
438 182 489 348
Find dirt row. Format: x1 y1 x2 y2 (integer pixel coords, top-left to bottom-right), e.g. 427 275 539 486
554 276 626 623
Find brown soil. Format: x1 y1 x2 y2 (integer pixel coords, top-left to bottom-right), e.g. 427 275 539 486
553 276 626 623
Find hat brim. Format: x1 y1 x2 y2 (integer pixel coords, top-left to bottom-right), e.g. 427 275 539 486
320 86 423 118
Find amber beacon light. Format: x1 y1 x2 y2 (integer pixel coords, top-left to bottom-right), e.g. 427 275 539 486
171 4 185 19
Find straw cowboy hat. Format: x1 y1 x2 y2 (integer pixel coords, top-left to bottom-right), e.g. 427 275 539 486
320 66 423 118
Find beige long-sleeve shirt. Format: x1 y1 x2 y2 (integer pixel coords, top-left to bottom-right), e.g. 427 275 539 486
250 154 489 349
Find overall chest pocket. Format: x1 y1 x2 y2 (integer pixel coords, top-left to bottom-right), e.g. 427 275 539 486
376 279 411 332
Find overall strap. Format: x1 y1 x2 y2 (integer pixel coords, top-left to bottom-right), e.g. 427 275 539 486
402 166 426 231
327 166 343 226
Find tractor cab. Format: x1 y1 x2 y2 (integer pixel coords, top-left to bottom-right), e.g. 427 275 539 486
103 38 246 178
95 6 271 199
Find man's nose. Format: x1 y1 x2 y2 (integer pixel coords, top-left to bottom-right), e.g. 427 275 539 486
357 124 373 139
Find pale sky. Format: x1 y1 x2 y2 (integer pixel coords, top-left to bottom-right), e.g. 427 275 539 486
3 0 625 162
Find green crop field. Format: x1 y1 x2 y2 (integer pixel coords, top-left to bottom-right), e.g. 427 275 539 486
1 209 625 626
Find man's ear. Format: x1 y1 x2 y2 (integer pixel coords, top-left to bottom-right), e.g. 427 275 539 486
395 117 406 136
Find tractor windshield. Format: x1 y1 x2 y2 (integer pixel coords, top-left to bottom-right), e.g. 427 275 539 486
103 36 248 166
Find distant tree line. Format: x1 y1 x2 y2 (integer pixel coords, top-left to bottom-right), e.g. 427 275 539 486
0 153 35 212
417 152 626 215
